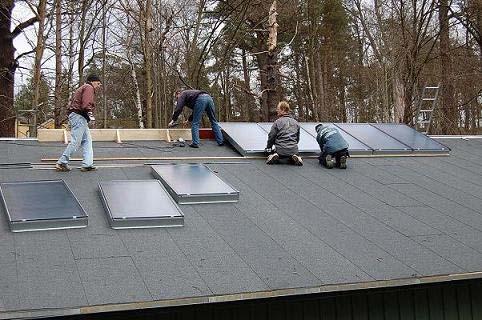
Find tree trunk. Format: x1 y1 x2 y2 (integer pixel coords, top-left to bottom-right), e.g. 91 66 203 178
101 0 107 128
78 0 89 83
67 0 75 98
439 0 457 134
188 0 206 86
130 60 144 129
241 49 255 122
142 0 154 128
266 0 278 121
32 0 48 130
0 0 16 137
315 51 326 120
393 74 405 123
255 51 269 121
305 55 317 121
54 0 63 128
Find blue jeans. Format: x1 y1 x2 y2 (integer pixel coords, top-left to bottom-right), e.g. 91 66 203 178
191 94 224 145
57 112 93 168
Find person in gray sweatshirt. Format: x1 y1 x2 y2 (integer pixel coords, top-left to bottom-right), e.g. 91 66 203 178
265 101 303 166
315 124 349 169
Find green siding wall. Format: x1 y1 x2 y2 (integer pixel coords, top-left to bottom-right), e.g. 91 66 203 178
62 279 482 320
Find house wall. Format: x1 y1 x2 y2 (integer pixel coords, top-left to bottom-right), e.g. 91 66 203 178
60 278 482 320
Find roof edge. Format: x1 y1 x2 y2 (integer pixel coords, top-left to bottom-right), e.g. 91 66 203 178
2 271 482 320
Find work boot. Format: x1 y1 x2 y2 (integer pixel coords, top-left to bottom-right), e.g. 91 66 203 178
266 153 280 165
55 163 71 172
291 154 303 166
338 155 347 169
324 155 334 169
80 166 97 172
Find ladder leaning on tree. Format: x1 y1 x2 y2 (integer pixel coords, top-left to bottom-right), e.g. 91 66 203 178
415 84 440 134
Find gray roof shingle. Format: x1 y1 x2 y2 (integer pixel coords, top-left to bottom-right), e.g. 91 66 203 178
0 138 481 318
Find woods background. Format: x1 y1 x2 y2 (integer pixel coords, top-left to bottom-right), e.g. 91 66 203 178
0 0 481 136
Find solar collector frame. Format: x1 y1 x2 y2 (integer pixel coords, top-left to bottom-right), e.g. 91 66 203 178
151 164 240 204
0 180 88 232
257 122 320 154
299 122 374 156
220 122 268 156
370 123 450 155
98 180 184 229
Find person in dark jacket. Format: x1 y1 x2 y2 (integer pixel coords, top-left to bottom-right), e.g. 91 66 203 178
315 124 349 169
56 74 102 172
265 101 303 166
168 89 224 148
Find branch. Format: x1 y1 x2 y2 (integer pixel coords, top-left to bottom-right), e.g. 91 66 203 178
15 49 37 62
12 16 39 39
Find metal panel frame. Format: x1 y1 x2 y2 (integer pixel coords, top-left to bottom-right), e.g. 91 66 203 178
0 180 88 232
220 122 268 156
151 164 240 204
370 123 450 155
333 123 414 155
98 180 184 229
299 122 374 156
257 122 320 155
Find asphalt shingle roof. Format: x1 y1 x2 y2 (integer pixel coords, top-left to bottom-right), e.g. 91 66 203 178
0 138 481 318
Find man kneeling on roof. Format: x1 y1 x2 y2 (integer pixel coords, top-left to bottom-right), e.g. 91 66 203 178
315 124 349 169
265 101 303 166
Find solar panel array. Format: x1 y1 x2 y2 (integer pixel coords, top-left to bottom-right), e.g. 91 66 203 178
1 165 240 231
220 122 449 156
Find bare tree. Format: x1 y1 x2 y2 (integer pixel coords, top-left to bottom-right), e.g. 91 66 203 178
54 0 63 128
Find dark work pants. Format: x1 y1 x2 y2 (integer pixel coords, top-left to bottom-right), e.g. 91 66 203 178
319 148 349 167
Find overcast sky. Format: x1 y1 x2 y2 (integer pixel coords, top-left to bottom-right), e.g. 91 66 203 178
12 2 44 94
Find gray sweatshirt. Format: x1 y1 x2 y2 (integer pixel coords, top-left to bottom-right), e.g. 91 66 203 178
266 114 300 156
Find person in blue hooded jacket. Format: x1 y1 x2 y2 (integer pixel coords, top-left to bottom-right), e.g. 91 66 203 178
315 124 349 169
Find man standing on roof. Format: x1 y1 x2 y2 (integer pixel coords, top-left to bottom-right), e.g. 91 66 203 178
265 101 303 166
55 74 102 172
315 124 349 169
168 89 224 148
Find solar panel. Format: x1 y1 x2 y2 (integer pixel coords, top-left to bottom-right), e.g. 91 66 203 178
257 122 320 153
370 123 450 154
219 122 268 155
334 123 412 154
221 122 450 157
0 180 88 232
99 180 184 229
151 164 239 204
299 122 373 155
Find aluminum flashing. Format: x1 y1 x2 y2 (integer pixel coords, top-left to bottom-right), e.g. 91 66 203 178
334 123 413 154
0 180 87 232
98 180 184 229
219 122 268 156
371 123 450 154
258 122 320 154
151 164 240 204
299 122 373 156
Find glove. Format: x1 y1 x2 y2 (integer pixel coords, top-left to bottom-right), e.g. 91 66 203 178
168 120 178 128
87 112 95 122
